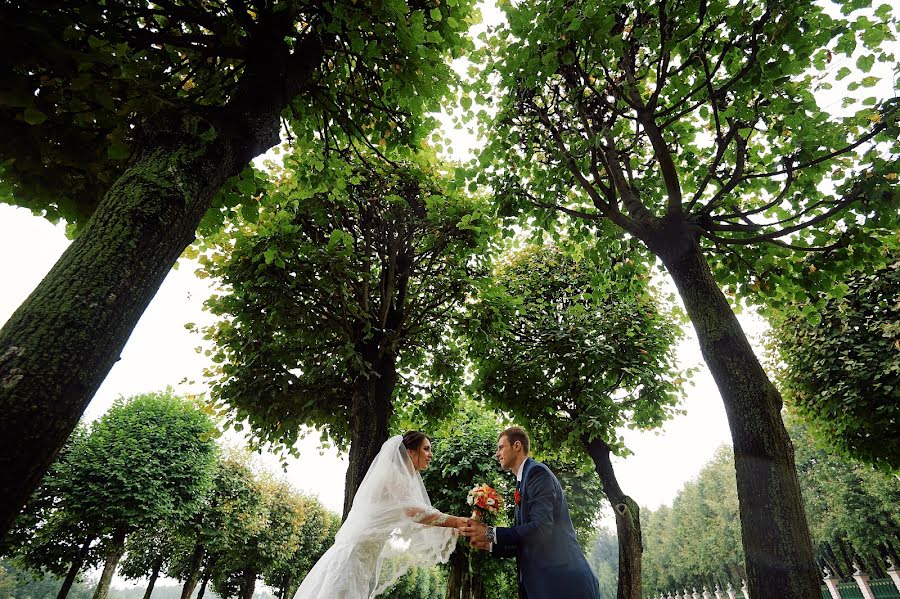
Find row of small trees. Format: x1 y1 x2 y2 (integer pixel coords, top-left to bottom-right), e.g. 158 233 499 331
637 417 900 595
0 391 340 599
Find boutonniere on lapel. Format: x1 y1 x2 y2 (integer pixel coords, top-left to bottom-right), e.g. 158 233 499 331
514 489 521 506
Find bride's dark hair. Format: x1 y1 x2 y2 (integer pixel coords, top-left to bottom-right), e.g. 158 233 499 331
402 430 429 451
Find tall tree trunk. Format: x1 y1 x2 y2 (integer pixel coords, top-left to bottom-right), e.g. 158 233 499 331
342 348 397 519
180 543 205 599
92 528 127 599
0 34 325 534
196 570 211 599
445 549 466 599
470 576 484 599
582 436 642 599
645 218 818 598
238 569 256 599
142 555 164 599
57 536 94 599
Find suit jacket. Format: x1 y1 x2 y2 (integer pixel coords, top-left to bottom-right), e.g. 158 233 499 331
492 458 599 599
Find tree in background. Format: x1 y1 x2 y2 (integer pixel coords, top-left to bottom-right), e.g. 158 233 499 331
118 526 180 599
381 567 447 599
196 147 494 516
171 454 266 599
0 0 477 531
1 428 101 599
789 416 900 579
640 447 744 593
164 454 337 599
71 393 216 599
467 0 898 594
771 256 899 470
2 392 216 599
465 244 684 599
586 527 619 598
262 493 339 599
418 406 518 599
210 476 316 599
0 559 94 599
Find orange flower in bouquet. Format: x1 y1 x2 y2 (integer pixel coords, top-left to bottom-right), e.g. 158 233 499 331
466 483 505 524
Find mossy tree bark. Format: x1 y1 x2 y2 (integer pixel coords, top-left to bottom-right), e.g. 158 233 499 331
582 436 642 599
642 215 819 598
0 34 324 534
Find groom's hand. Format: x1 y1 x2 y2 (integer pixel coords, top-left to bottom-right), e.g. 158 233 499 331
460 518 489 542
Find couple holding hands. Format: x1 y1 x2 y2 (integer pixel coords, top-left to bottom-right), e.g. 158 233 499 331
295 427 600 599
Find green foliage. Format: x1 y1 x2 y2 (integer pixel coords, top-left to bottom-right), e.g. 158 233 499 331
66 391 217 536
466 0 897 300
381 566 446 599
0 0 478 232
3 391 216 582
467 2 897 590
771 257 900 470
1 427 100 578
640 447 744 593
640 420 900 593
209 475 290 599
586 527 619 598
466 243 685 456
180 453 266 597
160 452 338 599
118 526 175 583
0 559 94 599
419 406 518 596
195 147 495 454
262 490 338 597
789 416 900 579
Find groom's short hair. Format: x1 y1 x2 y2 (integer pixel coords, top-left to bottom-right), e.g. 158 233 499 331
500 426 530 455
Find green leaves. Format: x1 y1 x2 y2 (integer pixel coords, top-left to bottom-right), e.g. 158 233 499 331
2 0 477 232
771 257 900 470
4 391 218 580
198 146 495 453
465 244 685 459
642 420 900 594
856 53 876 72
22 107 47 125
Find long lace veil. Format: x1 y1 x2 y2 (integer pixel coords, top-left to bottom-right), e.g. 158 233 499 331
333 435 457 597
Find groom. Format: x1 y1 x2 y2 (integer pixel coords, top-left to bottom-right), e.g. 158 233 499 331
460 427 599 598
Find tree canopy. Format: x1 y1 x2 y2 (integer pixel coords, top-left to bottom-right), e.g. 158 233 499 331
464 0 898 594
0 0 477 231
195 146 495 514
2 391 217 599
771 256 900 470
0 0 479 533
464 242 684 598
467 243 684 453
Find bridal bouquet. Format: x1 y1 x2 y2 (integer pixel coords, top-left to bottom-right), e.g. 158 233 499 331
466 483 504 524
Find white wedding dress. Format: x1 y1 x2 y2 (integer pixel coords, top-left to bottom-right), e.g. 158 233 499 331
294 436 457 599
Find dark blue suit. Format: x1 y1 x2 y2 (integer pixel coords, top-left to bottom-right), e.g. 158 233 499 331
492 458 600 598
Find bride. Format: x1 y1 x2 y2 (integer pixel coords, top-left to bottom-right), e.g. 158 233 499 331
295 431 465 599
